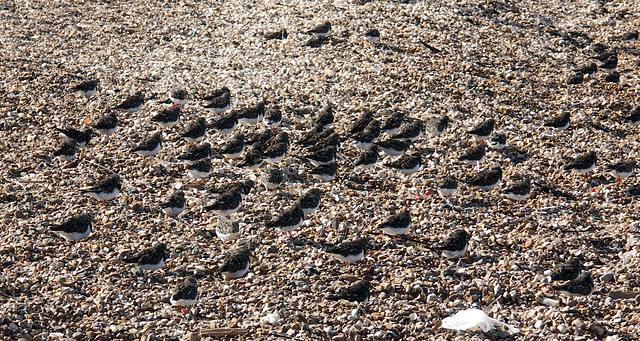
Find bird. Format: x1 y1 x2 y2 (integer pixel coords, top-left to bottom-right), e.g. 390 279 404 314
112 92 145 113
186 159 212 179
310 162 337 182
92 111 118 135
622 106 640 126
311 105 334 128
264 106 283 128
378 209 411 237
216 216 240 243
348 111 374 135
425 115 450 137
604 71 620 83
209 111 238 134
434 229 470 259
294 188 321 214
150 106 181 128
261 166 284 189
607 161 635 182
307 21 331 37
56 127 93 147
599 54 618 72
204 186 244 216
327 279 370 303
468 118 495 141
503 179 531 201
70 80 98 97
266 204 305 233
381 112 404 135
547 257 582 282
160 191 186 217
180 117 207 143
122 243 168 271
564 151 596 175
219 133 245 159
132 132 163 156
352 130 376 150
264 28 288 40
216 247 251 279
54 140 77 161
375 138 411 157
203 88 231 113
80 175 122 202
436 175 458 199
324 238 368 264
489 132 506 150
552 272 594 296
50 213 93 242
392 120 423 142
238 100 265 124
354 145 379 169
364 28 380 43
459 144 486 167
385 152 422 175
544 112 570 130
466 166 502 191
178 143 212 162
298 125 334 147
263 142 288 164
170 277 198 313
238 145 264 170
168 87 191 105
304 146 336 166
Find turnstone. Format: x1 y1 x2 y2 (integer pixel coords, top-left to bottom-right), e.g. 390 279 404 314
216 247 251 279
622 106 640 126
468 118 495 141
264 106 283 128
299 125 334 147
171 277 198 312
123 243 168 271
307 21 331 37
364 28 380 43
246 129 275 146
202 87 231 113
210 180 254 199
348 111 374 135
238 146 264 170
604 71 620 83
324 238 368 264
620 30 638 41
381 112 403 135
216 216 240 243
305 146 336 166
70 80 98 97
564 151 596 175
266 204 305 233
352 130 376 150
264 28 288 40
355 145 379 169
435 229 470 259
205 186 244 216
54 140 77 161
80 175 122 202
311 104 334 128
186 159 212 179
168 87 191 105
374 138 411 156
425 115 450 137
150 106 181 128
238 100 265 124
437 175 458 199
160 190 186 217
552 272 594 296
310 162 337 182
50 213 93 242
180 117 207 143
132 132 163 156
112 92 145 113
262 166 284 189
178 142 212 162
385 151 422 175
263 141 288 164
489 132 506 149
458 144 486 167
56 127 93 147
607 161 635 182
544 112 570 130
567 73 584 85
466 166 502 191
576 62 598 74
392 120 423 142
364 119 381 139
599 54 618 72
378 209 411 236
503 179 531 201
327 279 370 303
547 257 582 282
269 131 291 146
219 133 245 159
92 111 118 135
294 188 321 214
210 111 238 134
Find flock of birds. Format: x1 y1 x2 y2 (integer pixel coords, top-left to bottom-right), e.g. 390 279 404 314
46 24 639 321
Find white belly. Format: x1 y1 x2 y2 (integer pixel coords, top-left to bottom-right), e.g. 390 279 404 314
222 262 249 279
85 187 119 201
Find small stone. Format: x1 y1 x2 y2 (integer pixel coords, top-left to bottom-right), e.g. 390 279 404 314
534 320 543 329
426 294 438 302
573 319 586 330
8 323 18 331
600 273 614 283
332 334 346 341
558 324 568 333
591 324 606 336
